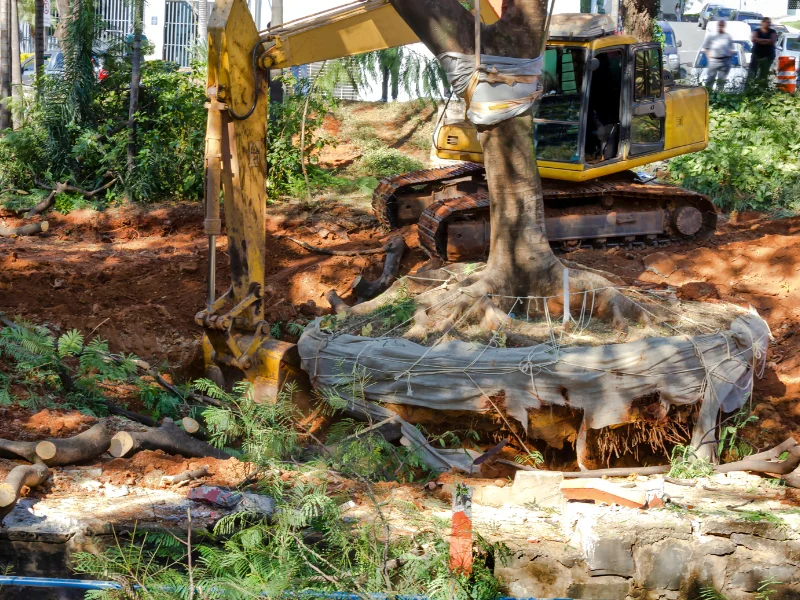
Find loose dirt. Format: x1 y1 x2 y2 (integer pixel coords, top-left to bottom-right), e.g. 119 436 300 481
0 103 798 478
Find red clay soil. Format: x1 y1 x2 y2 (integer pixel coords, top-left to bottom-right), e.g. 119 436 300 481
1 200 799 461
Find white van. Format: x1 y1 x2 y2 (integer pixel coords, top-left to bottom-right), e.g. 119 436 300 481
691 21 753 89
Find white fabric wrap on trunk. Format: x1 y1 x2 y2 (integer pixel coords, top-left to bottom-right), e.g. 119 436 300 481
298 312 769 470
437 52 543 126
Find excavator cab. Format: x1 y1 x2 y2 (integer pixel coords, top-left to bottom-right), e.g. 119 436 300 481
433 15 708 181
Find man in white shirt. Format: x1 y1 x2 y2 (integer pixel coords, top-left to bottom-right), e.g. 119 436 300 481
701 20 735 89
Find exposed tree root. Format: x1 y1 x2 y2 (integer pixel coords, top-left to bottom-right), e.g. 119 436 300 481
335 260 657 341
0 463 50 524
109 418 231 460
351 235 406 301
286 237 388 256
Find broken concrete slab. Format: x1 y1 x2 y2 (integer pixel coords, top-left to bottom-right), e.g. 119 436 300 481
510 470 564 508
566 577 632 599
560 478 650 509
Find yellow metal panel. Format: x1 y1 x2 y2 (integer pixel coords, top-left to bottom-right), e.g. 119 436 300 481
275 4 418 68
208 0 268 326
665 85 709 151
541 142 709 181
539 160 584 172
589 35 638 50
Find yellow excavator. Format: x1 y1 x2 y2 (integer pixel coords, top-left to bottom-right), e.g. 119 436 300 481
198 0 715 391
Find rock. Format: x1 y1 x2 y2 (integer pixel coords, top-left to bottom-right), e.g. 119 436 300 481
730 533 799 555
678 281 720 301
53 278 65 289
103 485 130 498
701 519 793 541
297 300 320 317
511 470 564 508
638 539 692 590
729 564 797 592
643 252 677 278
233 492 275 517
318 228 331 239
586 538 635 577
92 303 101 314
566 577 631 599
698 537 737 556
178 261 198 274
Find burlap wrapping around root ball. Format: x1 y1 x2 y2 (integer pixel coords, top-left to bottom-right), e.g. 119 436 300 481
298 310 769 471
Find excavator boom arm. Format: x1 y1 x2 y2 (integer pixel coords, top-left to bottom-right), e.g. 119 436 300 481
259 0 501 70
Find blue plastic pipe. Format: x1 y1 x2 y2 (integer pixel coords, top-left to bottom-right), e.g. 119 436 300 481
0 576 574 600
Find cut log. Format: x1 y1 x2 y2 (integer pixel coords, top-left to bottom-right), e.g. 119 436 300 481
109 419 230 460
0 462 49 524
325 290 349 315
161 466 208 486
24 190 58 218
0 439 39 463
0 221 49 237
181 417 209 440
34 423 111 466
351 235 406 301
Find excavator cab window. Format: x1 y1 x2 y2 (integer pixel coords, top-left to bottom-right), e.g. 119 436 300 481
584 48 624 164
534 46 587 163
628 44 666 156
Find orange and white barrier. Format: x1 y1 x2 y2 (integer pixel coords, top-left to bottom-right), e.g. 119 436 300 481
777 56 797 94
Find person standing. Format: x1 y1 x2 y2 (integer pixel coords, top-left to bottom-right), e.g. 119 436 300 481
749 17 777 84
702 20 734 90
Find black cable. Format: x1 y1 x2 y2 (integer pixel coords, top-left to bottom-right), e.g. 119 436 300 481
227 43 263 121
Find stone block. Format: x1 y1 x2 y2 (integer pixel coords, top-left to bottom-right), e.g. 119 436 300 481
639 540 692 590
730 533 798 557
567 577 631 599
697 537 737 556
729 564 798 592
511 470 564 508
586 537 635 577
495 554 571 598
700 518 793 541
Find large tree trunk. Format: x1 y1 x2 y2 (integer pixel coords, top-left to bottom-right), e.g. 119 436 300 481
0 0 11 130
621 0 657 42
34 0 44 93
126 0 143 174
10 0 20 128
380 64 389 102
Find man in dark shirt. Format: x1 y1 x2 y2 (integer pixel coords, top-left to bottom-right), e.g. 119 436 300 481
749 17 777 83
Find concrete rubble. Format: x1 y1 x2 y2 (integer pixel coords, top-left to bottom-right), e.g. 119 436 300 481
1 467 799 600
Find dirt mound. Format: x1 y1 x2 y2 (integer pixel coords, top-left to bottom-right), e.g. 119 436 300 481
98 449 249 488
0 406 96 441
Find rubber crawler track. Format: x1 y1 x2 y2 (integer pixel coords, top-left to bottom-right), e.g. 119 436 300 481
372 165 716 260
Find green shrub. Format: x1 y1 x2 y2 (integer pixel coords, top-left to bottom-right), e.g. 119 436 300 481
355 146 423 177
266 76 339 199
668 90 800 212
0 60 206 205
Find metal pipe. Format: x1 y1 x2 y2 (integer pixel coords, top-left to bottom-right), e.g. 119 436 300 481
0 577 573 599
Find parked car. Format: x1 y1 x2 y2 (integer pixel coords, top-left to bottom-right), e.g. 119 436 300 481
702 5 735 29
778 33 800 63
21 54 51 86
44 50 109 81
658 20 682 78
697 3 722 29
691 42 750 89
730 10 762 22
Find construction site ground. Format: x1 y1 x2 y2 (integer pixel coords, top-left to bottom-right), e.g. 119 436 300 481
1 102 799 598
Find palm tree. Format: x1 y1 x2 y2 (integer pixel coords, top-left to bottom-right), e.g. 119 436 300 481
0 0 11 129
322 45 448 101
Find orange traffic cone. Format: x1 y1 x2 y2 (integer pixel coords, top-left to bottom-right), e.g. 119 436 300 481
777 56 797 94
449 484 473 575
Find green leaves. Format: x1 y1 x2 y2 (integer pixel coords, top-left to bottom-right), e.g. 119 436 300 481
57 329 84 357
669 90 800 212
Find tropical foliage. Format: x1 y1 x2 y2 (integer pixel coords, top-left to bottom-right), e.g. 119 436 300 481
669 90 800 212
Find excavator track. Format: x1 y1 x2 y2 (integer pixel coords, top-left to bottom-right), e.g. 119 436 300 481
372 163 486 229
373 166 716 261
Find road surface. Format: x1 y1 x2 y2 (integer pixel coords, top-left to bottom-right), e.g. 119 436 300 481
669 21 708 72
